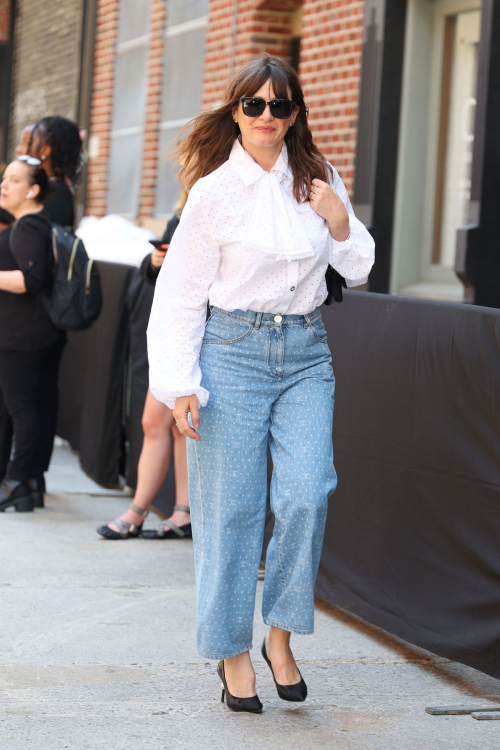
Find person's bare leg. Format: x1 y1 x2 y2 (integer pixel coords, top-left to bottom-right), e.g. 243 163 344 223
158 424 190 529
222 651 257 698
109 390 174 532
264 626 301 685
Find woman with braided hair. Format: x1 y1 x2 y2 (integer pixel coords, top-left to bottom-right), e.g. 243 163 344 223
28 116 82 228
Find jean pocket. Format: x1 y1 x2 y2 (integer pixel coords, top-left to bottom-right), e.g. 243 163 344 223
202 315 254 345
308 319 329 344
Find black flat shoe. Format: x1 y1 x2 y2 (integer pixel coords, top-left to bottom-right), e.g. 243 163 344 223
141 522 192 539
29 476 45 508
217 660 263 714
141 505 192 539
0 479 34 512
96 518 143 539
261 638 307 702
97 501 149 539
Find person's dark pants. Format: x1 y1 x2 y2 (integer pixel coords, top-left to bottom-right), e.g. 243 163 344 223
0 389 13 481
0 341 65 482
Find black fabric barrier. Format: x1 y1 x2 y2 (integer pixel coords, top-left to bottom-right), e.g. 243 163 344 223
317 291 500 680
57 261 135 488
57 262 500 679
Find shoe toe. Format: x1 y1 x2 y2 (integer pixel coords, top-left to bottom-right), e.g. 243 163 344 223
96 525 121 539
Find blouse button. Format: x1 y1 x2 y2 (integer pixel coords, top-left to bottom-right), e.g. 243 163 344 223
290 286 295 291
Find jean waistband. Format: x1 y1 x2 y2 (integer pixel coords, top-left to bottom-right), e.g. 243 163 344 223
209 306 322 328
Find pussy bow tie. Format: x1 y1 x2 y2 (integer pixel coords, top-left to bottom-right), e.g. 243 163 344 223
243 170 315 263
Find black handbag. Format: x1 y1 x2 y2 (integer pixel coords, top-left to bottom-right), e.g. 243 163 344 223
324 265 346 305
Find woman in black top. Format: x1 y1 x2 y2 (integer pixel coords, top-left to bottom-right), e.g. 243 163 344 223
0 157 65 512
0 208 14 483
29 116 82 228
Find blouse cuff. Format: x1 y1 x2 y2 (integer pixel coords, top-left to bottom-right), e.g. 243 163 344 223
328 214 375 285
345 276 368 288
149 385 210 411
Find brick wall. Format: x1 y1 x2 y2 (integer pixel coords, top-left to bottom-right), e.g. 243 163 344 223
9 0 84 156
0 0 10 43
300 0 364 194
138 0 166 221
202 0 364 195
203 0 294 109
85 0 119 218
86 0 166 222
84 0 364 219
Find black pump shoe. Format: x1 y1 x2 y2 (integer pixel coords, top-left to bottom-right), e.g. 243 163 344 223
29 476 45 508
0 479 34 512
261 638 307 702
217 661 263 714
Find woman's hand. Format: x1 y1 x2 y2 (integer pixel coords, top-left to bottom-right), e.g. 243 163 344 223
151 247 167 269
173 395 201 441
310 179 350 242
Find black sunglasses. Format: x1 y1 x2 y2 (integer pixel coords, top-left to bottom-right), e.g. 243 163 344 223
238 97 296 120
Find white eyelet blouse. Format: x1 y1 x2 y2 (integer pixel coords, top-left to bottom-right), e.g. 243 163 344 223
147 139 375 409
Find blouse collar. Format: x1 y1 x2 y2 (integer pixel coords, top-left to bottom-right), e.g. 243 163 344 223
228 139 314 262
229 138 293 186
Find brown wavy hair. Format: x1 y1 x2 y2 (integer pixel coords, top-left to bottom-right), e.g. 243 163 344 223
175 54 332 203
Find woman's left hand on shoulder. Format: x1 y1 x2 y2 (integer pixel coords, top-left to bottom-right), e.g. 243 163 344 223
310 179 350 242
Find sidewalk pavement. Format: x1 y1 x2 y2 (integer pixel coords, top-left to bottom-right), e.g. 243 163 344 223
0 444 499 750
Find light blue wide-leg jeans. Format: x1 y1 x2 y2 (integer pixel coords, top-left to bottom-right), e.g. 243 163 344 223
187 306 337 660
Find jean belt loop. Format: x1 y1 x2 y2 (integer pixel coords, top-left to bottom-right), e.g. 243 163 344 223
254 312 262 330
304 312 311 328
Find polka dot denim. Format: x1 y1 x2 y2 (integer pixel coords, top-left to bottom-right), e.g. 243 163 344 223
187 306 337 660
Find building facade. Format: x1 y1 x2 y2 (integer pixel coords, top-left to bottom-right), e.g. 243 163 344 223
1 0 499 306
84 0 365 236
1 0 84 163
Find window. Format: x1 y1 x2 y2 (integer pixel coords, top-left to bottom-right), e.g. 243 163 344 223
391 0 481 302
155 0 208 216
107 0 152 216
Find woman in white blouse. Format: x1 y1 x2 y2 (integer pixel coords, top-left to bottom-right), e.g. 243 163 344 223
148 54 374 713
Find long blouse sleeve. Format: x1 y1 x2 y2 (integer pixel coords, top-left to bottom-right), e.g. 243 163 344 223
328 167 375 287
147 181 221 409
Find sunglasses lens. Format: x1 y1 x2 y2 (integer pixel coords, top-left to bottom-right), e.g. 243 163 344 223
270 100 294 119
241 98 266 117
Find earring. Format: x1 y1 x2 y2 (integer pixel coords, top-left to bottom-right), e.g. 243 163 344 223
41 155 46 161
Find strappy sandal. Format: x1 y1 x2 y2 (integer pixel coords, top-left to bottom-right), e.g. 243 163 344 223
96 503 149 539
141 505 192 539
